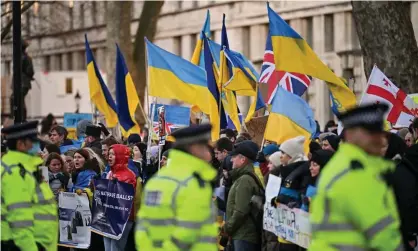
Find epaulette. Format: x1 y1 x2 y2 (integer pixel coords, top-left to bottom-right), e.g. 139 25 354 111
192 172 205 188
350 160 364 170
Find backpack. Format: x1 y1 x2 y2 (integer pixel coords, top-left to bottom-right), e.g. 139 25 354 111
244 172 265 236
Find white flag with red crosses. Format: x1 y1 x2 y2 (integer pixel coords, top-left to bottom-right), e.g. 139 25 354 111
360 65 418 127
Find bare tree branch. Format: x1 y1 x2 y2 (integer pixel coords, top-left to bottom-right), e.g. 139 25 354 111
1 1 35 42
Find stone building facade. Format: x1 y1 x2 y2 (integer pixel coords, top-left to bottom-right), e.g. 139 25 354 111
1 1 418 127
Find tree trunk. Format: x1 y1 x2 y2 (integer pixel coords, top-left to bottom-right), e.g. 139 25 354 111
352 1 418 93
132 1 164 126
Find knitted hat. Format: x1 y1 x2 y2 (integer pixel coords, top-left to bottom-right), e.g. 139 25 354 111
309 141 321 154
268 151 282 168
262 144 280 156
280 136 305 158
323 135 340 151
127 134 142 145
310 150 334 168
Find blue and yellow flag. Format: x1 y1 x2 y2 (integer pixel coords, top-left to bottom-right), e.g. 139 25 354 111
115 45 141 137
85 35 118 128
267 4 356 113
264 87 317 153
145 38 219 140
219 15 241 132
191 10 211 67
203 33 227 140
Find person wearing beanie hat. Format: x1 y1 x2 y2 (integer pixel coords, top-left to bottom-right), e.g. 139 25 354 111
279 136 306 166
309 141 321 159
76 119 93 140
267 151 282 171
322 135 340 152
127 133 142 145
299 149 334 212
262 144 280 156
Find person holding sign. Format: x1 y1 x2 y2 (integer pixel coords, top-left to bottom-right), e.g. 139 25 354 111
135 124 218 251
103 144 139 251
310 104 403 251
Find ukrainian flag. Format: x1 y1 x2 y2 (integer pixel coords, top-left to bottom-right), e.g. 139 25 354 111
219 15 241 132
85 35 118 128
115 45 141 137
191 10 211 67
264 87 317 153
203 33 228 140
267 4 356 113
145 38 219 140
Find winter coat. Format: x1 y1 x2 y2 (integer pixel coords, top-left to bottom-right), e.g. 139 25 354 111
225 163 262 244
392 155 418 251
85 139 102 156
106 144 137 221
275 161 308 205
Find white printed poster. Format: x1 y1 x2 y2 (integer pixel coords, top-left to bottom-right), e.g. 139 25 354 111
58 192 92 249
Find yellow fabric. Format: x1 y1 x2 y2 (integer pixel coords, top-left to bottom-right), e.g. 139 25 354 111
135 150 218 251
309 143 402 250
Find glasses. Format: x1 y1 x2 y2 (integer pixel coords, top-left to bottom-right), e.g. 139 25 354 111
406 139 411 142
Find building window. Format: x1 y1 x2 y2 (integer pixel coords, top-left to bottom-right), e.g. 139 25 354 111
25 11 31 36
56 54 62 71
91 2 97 26
304 17 313 47
65 78 73 94
324 14 334 52
173 36 181 56
5 61 11 75
192 1 198 8
190 34 197 56
67 52 73 71
79 3 85 28
177 1 182 11
351 15 360 49
69 5 73 30
79 51 85 70
242 26 250 56
45 55 51 71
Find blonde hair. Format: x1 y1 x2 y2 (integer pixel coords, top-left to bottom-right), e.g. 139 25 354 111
83 147 106 172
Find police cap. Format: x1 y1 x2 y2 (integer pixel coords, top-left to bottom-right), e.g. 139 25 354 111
85 125 101 138
337 103 389 132
230 140 259 162
1 121 40 141
170 124 212 145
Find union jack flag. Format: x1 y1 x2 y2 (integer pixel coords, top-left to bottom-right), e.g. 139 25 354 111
152 122 176 135
259 33 312 104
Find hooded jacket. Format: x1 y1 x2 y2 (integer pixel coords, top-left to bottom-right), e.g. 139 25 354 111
106 144 137 220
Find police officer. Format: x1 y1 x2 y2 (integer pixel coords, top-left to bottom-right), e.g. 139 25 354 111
309 104 403 251
1 121 58 251
135 124 218 251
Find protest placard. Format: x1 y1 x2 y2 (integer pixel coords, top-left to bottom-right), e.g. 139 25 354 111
63 113 93 128
58 192 92 249
90 179 135 240
276 204 311 248
263 174 281 235
245 115 268 146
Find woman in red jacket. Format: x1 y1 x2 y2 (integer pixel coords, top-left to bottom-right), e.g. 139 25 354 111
104 144 137 251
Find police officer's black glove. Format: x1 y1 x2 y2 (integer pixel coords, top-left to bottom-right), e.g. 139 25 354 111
98 123 110 137
256 151 267 163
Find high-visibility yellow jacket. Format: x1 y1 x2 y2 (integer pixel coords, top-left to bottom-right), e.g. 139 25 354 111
135 149 218 251
309 143 403 251
1 150 58 251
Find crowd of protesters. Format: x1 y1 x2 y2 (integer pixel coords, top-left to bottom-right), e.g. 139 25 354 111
2 110 418 251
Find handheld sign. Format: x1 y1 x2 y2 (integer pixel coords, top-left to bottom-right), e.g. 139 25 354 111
64 113 93 128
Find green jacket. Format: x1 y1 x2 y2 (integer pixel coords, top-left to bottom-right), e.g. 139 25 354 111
309 143 402 251
225 164 261 244
136 149 218 251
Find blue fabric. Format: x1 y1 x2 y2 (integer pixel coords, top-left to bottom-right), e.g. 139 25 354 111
71 169 97 191
263 144 280 155
128 159 139 177
279 187 300 199
102 164 110 178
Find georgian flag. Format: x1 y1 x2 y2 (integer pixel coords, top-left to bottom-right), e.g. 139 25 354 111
360 65 418 127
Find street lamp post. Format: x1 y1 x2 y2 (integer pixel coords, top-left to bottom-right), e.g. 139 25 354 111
74 90 81 113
